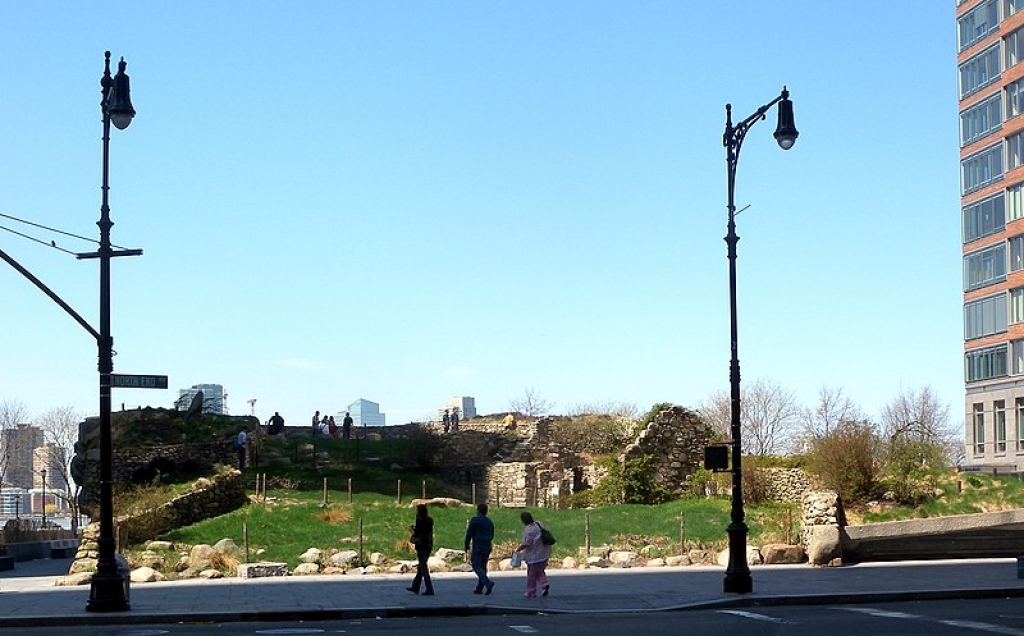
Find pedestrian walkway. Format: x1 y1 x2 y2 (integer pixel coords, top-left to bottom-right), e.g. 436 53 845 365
1 557 1023 627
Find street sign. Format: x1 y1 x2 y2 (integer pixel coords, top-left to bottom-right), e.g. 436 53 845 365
110 374 168 389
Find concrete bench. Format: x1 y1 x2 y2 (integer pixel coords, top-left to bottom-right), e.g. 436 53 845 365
50 539 79 559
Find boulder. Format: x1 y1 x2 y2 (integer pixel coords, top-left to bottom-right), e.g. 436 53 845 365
330 550 359 567
145 540 174 551
190 544 217 562
435 548 464 563
299 548 322 563
426 556 448 572
130 566 165 583
665 555 691 567
715 546 763 567
199 569 224 579
55 572 93 586
761 543 806 565
369 552 388 566
293 563 320 575
806 525 842 566
213 538 242 557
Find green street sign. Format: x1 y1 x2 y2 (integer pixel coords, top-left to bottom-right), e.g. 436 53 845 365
111 374 168 389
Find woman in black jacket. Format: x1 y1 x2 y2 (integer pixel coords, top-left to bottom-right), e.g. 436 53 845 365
406 504 435 595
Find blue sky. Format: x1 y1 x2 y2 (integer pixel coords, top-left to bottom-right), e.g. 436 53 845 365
0 3 962 427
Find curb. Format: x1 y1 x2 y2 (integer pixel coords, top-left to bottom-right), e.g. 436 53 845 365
2 587 1024 628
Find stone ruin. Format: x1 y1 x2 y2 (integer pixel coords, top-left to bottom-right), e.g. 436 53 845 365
428 405 716 508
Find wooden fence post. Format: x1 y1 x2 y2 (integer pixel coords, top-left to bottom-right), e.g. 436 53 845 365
585 513 591 557
348 477 353 504
397 479 402 505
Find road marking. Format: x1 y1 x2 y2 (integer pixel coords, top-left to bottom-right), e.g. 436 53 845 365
717 609 787 624
255 630 326 635
843 607 920 620
509 627 539 633
940 620 1024 635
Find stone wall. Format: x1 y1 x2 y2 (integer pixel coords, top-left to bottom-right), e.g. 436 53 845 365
114 470 248 547
78 442 237 518
764 468 814 503
799 490 844 547
620 406 714 498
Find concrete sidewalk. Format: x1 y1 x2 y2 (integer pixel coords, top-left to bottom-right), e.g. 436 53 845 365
1 557 1023 627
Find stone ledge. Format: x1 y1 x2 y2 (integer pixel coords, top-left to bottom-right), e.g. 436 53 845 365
237 562 288 579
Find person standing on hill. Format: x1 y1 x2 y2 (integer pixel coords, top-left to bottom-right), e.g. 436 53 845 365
342 412 353 440
406 504 435 595
465 503 495 594
442 409 450 433
311 410 320 437
268 412 285 435
450 407 460 432
235 426 249 470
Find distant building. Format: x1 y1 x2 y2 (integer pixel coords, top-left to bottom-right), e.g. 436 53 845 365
176 383 226 414
345 399 385 427
1 424 44 489
442 396 476 420
33 443 68 493
0 487 28 516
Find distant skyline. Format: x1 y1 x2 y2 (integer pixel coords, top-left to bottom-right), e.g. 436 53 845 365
1 4 962 429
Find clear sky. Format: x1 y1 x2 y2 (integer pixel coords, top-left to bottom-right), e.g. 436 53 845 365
0 3 963 428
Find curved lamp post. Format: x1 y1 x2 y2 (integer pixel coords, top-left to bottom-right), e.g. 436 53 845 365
722 87 797 595
84 50 136 613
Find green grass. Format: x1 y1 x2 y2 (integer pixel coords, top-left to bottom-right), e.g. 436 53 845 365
859 472 1024 523
161 489 758 569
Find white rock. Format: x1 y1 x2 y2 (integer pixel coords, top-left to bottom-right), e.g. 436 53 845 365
293 563 320 575
130 566 165 583
300 548 322 563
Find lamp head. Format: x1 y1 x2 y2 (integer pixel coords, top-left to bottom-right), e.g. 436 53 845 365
773 87 798 150
108 57 136 130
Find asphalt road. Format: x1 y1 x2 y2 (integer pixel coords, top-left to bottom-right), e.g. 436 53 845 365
3 598 1023 636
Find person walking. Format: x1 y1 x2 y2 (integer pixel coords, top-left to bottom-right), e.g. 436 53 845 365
342 412 353 440
406 504 435 595
516 511 551 598
464 503 495 595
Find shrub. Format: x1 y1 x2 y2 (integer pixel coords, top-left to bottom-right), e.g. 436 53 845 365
549 414 639 456
575 455 673 506
806 420 881 504
740 459 775 506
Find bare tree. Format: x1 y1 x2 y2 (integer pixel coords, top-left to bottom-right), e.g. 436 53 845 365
879 386 956 501
0 399 31 489
879 385 953 445
508 387 553 417
802 385 863 438
35 405 81 525
566 400 639 419
697 379 800 456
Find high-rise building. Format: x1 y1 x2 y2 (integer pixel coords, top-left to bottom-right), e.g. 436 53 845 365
959 0 1024 471
176 383 226 414
0 424 44 489
443 396 476 420
345 399 385 427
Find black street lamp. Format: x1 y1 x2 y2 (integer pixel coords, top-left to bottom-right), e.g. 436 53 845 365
40 468 46 526
80 50 137 613
721 87 797 595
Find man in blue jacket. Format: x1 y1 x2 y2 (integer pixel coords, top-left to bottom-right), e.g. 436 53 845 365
464 503 495 594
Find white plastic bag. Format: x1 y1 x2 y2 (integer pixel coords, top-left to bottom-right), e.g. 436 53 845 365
511 551 522 568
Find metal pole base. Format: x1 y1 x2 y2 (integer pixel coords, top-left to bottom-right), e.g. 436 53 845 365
723 571 753 594
87 572 130 612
